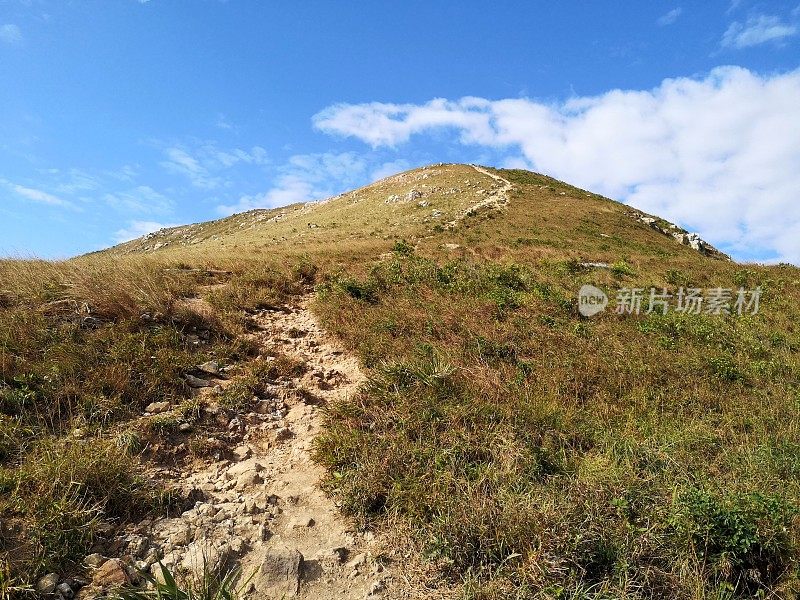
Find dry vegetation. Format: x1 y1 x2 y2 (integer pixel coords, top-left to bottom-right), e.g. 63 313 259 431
0 255 315 595
312 169 800 598
1 164 798 598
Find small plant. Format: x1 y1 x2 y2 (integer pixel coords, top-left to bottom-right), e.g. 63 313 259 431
392 239 415 256
665 268 689 286
708 353 743 382
112 561 248 600
610 260 636 277
670 487 798 591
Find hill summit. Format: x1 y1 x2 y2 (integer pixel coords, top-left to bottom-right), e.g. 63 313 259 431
106 163 727 262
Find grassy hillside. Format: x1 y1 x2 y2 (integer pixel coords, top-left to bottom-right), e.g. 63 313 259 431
2 164 798 598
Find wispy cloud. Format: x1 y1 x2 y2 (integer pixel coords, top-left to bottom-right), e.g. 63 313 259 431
114 220 178 244
2 179 73 207
657 7 682 26
314 67 800 264
159 143 268 189
722 14 797 48
215 114 235 131
217 152 366 215
160 147 220 189
0 24 22 44
104 186 174 214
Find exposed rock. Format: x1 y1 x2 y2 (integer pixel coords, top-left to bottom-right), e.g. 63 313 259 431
226 459 264 479
289 515 315 529
144 401 171 414
185 374 211 388
233 445 252 460
236 470 264 490
346 552 367 571
84 553 107 568
36 573 59 595
255 545 303 597
181 542 231 577
628 210 730 259
91 558 130 588
197 360 220 376
56 582 75 599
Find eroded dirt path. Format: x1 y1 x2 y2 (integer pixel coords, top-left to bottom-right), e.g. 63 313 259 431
470 164 513 208
92 299 421 599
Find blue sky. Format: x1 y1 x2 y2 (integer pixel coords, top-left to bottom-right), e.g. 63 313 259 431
1 1 799 262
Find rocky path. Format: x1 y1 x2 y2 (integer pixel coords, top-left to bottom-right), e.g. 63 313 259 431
439 165 512 232
77 299 412 599
470 164 513 208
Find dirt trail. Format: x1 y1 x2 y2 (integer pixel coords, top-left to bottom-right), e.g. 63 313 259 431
470 164 513 204
95 299 426 600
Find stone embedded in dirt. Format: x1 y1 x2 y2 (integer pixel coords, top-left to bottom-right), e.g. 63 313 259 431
145 401 171 414
181 542 231 578
233 445 252 460
236 470 263 490
83 553 107 568
91 558 130 587
275 426 293 441
289 515 315 529
346 552 367 571
36 573 59 595
167 523 192 546
185 374 211 388
197 360 220 375
316 547 348 572
123 533 149 557
367 578 387 597
255 545 303 597
254 399 275 414
226 459 265 480
55 582 74 599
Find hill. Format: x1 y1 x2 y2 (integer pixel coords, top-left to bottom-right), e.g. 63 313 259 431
2 164 798 599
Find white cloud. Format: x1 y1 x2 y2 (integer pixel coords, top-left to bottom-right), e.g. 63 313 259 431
1 179 72 207
217 152 367 215
104 186 173 214
114 220 178 244
0 24 22 44
657 7 682 26
160 147 221 189
53 169 101 195
722 14 797 48
160 143 268 189
314 67 800 263
215 114 235 131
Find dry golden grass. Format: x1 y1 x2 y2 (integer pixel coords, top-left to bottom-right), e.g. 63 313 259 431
2 164 799 598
